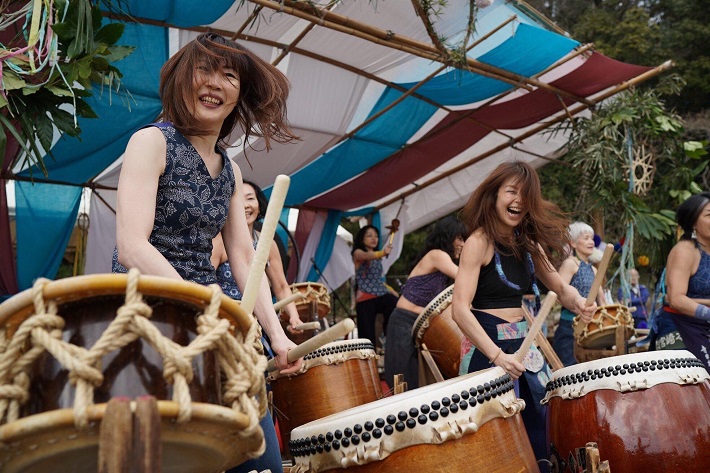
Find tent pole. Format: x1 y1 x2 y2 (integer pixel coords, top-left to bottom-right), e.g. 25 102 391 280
373 60 674 211
248 0 593 106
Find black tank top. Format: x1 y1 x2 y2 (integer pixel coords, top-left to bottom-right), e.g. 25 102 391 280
472 245 532 310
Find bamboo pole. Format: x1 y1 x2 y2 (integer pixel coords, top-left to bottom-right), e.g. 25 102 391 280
249 0 595 105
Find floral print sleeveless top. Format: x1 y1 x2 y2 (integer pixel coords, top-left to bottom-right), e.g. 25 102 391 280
112 123 235 285
355 258 389 297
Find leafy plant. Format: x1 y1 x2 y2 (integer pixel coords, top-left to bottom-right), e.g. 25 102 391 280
0 0 133 176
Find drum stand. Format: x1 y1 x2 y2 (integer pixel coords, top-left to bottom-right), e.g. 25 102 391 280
99 396 161 473
417 343 445 386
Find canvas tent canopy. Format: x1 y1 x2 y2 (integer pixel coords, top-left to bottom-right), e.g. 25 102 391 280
1 0 668 297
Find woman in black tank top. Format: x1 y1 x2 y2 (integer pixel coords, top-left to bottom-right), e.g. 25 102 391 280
451 162 597 465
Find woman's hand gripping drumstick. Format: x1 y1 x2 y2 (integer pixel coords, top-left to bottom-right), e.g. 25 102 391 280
573 245 615 337
290 321 321 331
266 318 356 372
515 292 557 365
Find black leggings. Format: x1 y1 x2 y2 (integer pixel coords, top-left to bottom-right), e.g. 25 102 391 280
355 293 398 345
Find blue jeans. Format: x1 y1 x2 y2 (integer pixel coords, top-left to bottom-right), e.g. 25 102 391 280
227 410 283 473
552 318 577 367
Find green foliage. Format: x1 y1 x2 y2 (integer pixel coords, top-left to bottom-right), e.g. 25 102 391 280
0 0 134 176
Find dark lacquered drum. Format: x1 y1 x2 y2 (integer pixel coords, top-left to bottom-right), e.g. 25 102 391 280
289 367 536 472
269 339 382 447
0 273 266 473
411 284 464 379
573 303 634 349
543 350 710 472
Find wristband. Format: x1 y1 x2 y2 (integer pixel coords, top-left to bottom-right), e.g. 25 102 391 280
489 347 503 364
373 250 385 259
694 304 710 321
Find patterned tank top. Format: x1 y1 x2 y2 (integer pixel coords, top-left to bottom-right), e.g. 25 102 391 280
401 271 450 307
355 258 388 297
112 123 235 285
688 248 710 299
215 233 259 300
560 259 595 321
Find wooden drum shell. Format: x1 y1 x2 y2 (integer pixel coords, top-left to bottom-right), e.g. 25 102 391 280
545 351 710 472
290 368 537 473
334 415 536 473
547 383 710 471
417 304 464 379
270 341 382 446
574 303 634 349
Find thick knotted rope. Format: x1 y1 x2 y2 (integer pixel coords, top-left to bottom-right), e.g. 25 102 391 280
0 269 267 436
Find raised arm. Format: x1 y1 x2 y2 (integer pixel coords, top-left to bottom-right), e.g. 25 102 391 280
115 127 181 279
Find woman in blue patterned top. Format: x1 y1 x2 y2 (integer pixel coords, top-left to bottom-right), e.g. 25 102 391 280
553 221 608 366
113 33 301 473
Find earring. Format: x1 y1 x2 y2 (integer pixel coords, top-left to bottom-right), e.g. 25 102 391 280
692 229 697 239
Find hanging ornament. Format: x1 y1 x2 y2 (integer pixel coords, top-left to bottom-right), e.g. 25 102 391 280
637 255 650 267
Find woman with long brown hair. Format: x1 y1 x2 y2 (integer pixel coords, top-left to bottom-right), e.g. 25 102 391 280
452 161 596 464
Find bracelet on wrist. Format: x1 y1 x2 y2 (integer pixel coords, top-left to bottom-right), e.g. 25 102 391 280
694 304 710 321
489 347 503 364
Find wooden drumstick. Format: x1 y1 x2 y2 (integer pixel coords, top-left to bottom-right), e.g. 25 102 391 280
515 292 557 364
521 304 563 371
240 175 289 317
290 321 321 331
585 245 615 307
273 291 307 312
574 245 614 337
266 317 355 372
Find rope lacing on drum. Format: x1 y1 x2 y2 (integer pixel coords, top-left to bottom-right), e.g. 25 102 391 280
0 269 267 438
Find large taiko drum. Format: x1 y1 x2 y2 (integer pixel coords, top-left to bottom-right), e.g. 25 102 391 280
288 367 536 472
0 272 266 473
573 303 635 349
268 339 382 447
411 284 464 379
543 350 710 472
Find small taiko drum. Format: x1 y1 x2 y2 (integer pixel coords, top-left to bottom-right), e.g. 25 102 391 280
282 283 331 344
543 350 710 472
411 285 464 379
269 339 382 447
0 272 267 473
288 367 536 472
573 303 634 349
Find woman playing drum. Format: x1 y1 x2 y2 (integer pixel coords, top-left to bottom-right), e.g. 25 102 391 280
211 180 305 334
663 191 710 370
352 225 399 347
553 221 607 366
111 32 303 473
451 161 596 463
383 215 467 390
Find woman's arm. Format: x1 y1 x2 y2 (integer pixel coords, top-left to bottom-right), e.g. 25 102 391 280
666 241 705 317
353 243 392 266
535 250 596 323
451 233 525 379
265 240 304 331
222 165 300 373
115 128 181 279
413 249 459 279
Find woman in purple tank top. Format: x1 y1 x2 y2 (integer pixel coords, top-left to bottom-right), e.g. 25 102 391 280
383 216 467 390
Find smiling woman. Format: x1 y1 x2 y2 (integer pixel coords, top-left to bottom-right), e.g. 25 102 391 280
110 32 299 473
451 161 598 463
